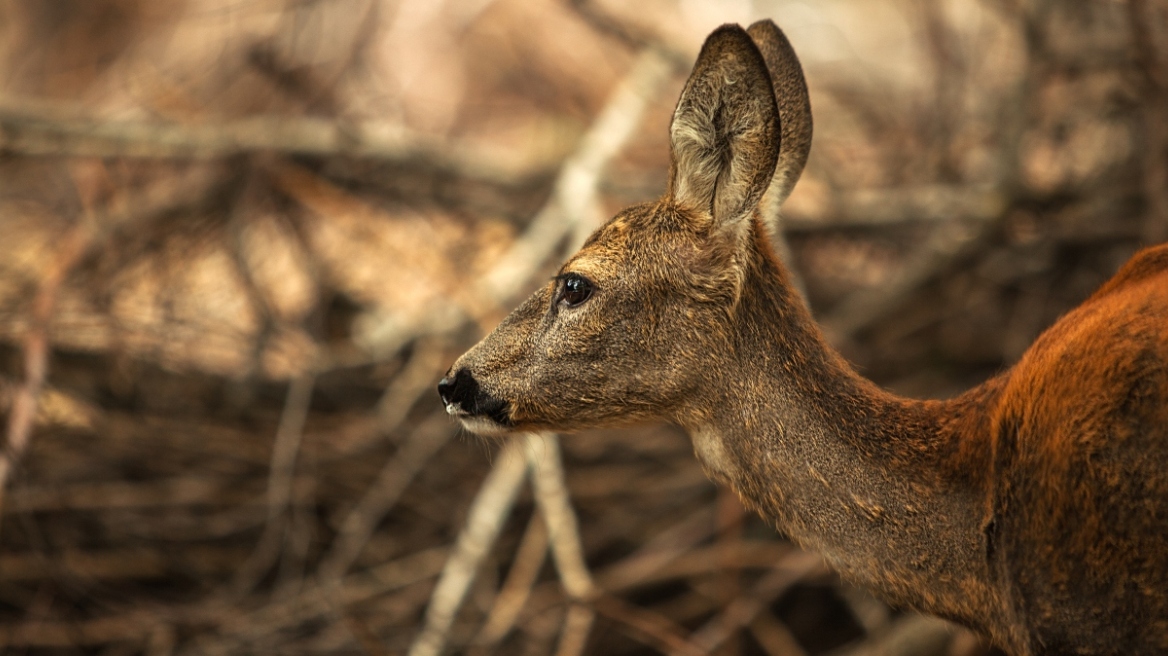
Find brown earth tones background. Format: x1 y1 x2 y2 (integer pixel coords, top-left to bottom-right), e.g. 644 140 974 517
0 0 1166 654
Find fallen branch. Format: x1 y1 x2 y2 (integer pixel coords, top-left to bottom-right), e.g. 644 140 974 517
0 220 90 532
784 184 1007 231
750 611 810 656
1128 0 1168 244
472 512 549 647
407 440 529 656
684 550 827 654
0 98 543 186
481 47 675 302
525 433 594 600
592 593 705 656
231 373 316 596
829 613 956 656
822 214 1000 338
554 603 595 656
317 413 455 582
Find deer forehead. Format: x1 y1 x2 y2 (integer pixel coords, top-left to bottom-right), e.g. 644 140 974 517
559 251 619 282
561 217 638 278
560 204 734 297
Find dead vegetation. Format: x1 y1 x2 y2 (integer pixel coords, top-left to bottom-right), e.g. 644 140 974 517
0 0 1165 654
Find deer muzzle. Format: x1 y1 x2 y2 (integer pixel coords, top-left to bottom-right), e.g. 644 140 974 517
437 367 513 432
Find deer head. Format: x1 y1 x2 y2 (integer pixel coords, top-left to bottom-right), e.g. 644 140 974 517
438 21 813 439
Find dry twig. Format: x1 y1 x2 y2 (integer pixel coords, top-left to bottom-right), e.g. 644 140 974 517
231 373 316 595
527 432 596 654
822 216 998 338
750 611 811 656
554 603 596 656
830 614 956 656
1 164 222 535
482 47 675 302
592 593 705 656
318 413 455 582
1128 0 1168 244
0 98 542 186
685 550 826 655
525 433 594 601
0 221 90 536
472 512 549 647
407 440 529 656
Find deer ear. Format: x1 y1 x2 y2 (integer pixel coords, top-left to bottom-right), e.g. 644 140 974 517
668 24 780 230
747 20 812 223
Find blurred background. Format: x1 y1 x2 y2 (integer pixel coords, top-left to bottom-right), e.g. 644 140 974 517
0 0 1165 654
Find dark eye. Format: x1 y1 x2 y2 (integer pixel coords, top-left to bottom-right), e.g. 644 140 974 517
559 274 594 307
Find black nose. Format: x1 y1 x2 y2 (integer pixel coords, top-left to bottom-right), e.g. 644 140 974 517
436 367 512 425
437 376 454 405
437 368 479 410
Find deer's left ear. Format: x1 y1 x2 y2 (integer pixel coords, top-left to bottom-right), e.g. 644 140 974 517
668 24 780 231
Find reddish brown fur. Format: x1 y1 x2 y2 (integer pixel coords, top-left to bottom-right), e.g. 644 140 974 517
441 21 1168 655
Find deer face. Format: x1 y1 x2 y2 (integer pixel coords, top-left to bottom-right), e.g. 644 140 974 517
440 22 802 436
440 202 750 434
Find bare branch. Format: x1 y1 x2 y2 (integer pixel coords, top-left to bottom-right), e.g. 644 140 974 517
1128 0 1168 244
231 373 316 596
554 603 596 656
685 550 826 654
473 512 549 646
0 222 90 533
750 612 810 656
317 414 455 583
592 593 705 656
830 614 957 656
784 184 1007 231
407 440 529 656
0 98 542 186
480 46 676 305
822 215 998 338
525 433 594 600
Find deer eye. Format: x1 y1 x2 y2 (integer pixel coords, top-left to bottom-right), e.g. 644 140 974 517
558 274 594 307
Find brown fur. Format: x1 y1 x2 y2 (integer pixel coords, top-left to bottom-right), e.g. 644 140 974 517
747 20 812 240
441 21 1168 655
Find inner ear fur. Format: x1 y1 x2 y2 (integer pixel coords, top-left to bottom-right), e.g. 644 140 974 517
668 24 780 230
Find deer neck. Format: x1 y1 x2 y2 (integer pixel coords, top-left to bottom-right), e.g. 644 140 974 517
677 224 1006 629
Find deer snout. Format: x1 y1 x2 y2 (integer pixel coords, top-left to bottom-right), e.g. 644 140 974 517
437 367 512 430
437 367 479 415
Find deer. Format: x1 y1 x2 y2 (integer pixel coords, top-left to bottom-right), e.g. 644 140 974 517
437 20 1168 656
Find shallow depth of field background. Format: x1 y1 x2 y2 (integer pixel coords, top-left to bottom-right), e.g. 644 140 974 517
0 0 1165 654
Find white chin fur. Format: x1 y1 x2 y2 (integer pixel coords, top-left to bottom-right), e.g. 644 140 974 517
458 416 511 437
